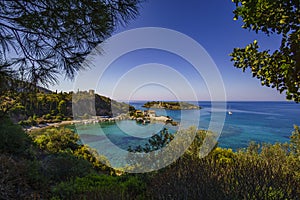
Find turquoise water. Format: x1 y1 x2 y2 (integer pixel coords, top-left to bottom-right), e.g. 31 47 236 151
129 101 300 148
212 101 300 149
73 101 300 166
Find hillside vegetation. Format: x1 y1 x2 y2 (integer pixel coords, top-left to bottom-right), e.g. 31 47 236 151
1 117 299 199
143 101 201 110
5 90 134 126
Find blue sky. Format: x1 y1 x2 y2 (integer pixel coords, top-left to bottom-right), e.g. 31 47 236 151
50 0 286 101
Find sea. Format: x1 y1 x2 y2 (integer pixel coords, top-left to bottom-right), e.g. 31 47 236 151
73 101 300 167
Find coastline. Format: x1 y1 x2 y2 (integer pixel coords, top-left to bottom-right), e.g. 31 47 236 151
24 120 81 132
25 114 179 132
25 114 131 132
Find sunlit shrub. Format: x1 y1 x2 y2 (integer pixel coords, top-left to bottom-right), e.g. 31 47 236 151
73 145 112 173
52 173 146 200
33 128 79 153
291 125 300 156
145 127 300 199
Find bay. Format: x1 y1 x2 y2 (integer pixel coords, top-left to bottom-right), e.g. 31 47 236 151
73 101 300 166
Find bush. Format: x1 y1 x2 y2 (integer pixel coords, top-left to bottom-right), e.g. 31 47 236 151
43 114 52 120
55 115 63 121
37 119 46 124
52 173 146 200
31 127 113 174
42 153 94 182
290 125 300 156
33 128 79 153
0 118 30 154
18 116 37 126
0 154 47 199
25 160 49 190
146 141 300 199
73 145 112 173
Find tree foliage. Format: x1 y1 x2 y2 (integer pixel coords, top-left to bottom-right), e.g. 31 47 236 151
290 125 300 156
230 0 300 101
3 90 134 125
146 129 300 199
0 0 142 87
52 173 146 199
0 117 30 154
1 120 300 198
33 128 80 153
0 0 143 119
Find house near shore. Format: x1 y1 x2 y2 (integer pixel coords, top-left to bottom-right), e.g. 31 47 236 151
134 110 156 118
135 110 144 117
144 110 156 118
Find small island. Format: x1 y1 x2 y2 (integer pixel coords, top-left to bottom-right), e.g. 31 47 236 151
142 101 201 110
131 109 178 126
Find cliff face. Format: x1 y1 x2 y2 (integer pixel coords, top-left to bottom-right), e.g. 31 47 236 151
73 92 135 117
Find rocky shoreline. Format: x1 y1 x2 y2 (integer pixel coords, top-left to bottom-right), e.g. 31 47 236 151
25 112 179 132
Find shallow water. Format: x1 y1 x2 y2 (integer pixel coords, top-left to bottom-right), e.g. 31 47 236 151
72 101 300 167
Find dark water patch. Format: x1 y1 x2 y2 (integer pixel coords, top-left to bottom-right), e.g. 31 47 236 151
220 125 243 138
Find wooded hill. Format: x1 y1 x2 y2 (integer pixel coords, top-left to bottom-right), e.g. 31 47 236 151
6 89 134 126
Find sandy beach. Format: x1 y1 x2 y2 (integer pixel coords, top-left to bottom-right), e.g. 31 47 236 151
24 114 129 132
24 120 82 132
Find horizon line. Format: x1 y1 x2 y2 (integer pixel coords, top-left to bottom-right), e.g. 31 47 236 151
118 99 292 102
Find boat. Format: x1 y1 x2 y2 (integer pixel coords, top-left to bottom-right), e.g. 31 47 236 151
228 105 233 115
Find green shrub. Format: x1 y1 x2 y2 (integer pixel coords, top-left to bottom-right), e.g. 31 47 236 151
42 153 94 182
73 145 112 173
33 128 79 153
25 160 49 190
52 173 146 200
0 154 47 199
31 127 113 174
0 118 30 154
291 125 300 156
144 128 300 199
55 115 63 121
36 118 46 124
44 114 52 120
18 116 37 126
